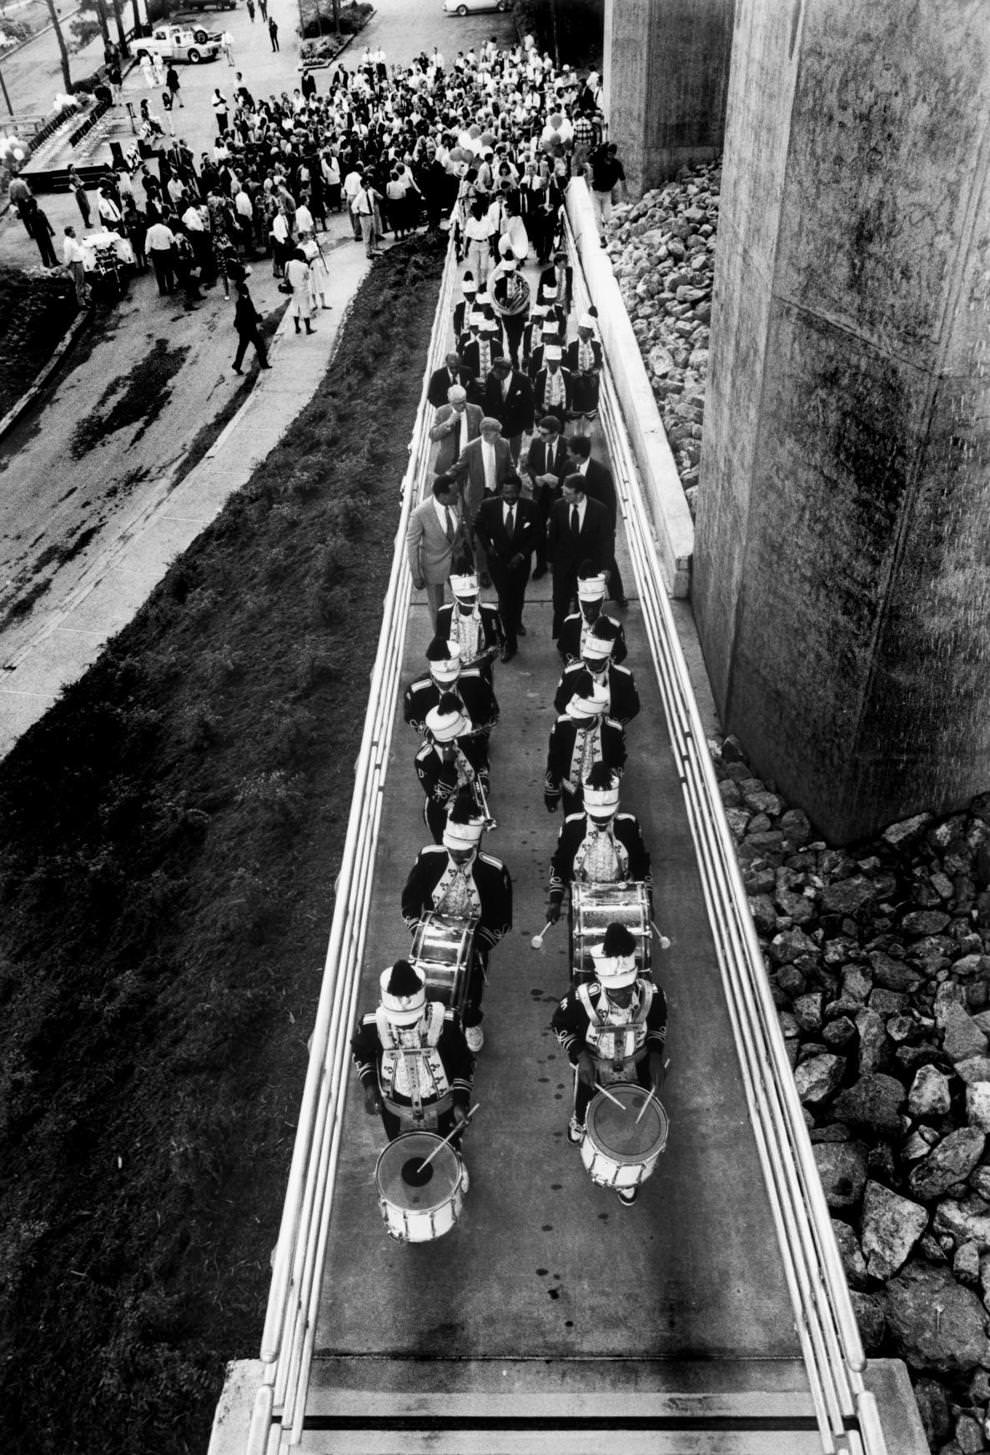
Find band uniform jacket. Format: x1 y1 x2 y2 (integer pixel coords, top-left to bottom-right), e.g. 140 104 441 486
481 368 535 440
532 365 575 416
546 495 612 578
351 1007 473 1111
403 667 499 734
450 433 516 518
435 601 505 666
554 661 641 726
428 361 475 409
405 493 467 586
474 493 540 568
564 336 603 414
460 335 505 395
557 610 628 665
552 978 668 1064
430 400 483 475
544 714 627 801
548 811 652 903
401 844 513 951
415 733 490 807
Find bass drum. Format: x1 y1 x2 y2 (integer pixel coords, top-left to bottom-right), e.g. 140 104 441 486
410 912 477 1017
570 881 651 981
375 1132 466 1242
580 1083 669 1192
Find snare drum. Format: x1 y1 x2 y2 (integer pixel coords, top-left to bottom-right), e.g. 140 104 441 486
571 882 651 980
375 1131 466 1242
411 913 477 1015
580 1082 669 1192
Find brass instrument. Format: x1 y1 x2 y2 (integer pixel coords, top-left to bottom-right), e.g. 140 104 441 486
490 267 531 318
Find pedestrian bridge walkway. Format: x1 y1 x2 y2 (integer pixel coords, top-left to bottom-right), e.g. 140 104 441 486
207 212 928 1455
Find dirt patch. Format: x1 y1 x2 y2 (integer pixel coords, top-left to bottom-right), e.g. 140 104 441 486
69 339 192 459
0 235 446 1455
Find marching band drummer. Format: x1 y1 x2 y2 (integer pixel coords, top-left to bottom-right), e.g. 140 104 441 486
435 562 505 683
545 764 651 925
551 922 668 1204
416 696 491 844
557 563 628 666
351 958 474 1143
554 619 640 726
401 794 512 1054
403 639 499 740
544 688 626 817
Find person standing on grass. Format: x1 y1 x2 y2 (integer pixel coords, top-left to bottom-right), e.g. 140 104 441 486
66 165 92 229
268 15 279 51
232 278 271 374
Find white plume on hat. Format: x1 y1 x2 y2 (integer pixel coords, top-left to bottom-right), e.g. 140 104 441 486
577 574 607 602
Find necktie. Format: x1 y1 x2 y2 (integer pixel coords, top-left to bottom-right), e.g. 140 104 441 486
444 507 455 542
505 503 515 537
570 505 579 536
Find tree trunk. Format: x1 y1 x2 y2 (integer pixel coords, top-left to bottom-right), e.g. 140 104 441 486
44 0 73 91
131 0 142 34
95 0 111 47
331 0 340 36
110 0 129 56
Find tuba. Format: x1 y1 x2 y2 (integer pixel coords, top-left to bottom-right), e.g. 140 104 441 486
490 266 531 318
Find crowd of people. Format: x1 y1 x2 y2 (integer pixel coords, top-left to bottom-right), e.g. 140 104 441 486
341 36 664 1221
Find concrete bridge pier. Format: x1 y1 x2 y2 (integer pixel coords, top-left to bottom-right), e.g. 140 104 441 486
603 0 734 194
694 0 990 844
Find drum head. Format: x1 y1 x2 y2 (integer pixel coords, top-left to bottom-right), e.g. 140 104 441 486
587 1084 669 1163
375 1133 460 1213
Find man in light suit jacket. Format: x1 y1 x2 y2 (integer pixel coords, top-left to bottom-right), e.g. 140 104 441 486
429 384 483 476
547 473 613 638
405 475 466 628
481 357 535 464
449 416 515 584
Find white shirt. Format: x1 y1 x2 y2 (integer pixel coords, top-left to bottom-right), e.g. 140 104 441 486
481 439 497 494
566 496 587 531
63 235 84 265
433 496 458 538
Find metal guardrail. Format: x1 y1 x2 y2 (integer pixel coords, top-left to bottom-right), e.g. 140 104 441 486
246 236 460 1455
569 223 886 1455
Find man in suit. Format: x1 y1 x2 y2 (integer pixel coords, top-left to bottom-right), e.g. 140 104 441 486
430 384 483 476
481 357 535 463
450 417 516 585
547 473 612 639
567 435 627 607
428 351 474 408
523 413 570 579
405 474 465 628
474 474 539 662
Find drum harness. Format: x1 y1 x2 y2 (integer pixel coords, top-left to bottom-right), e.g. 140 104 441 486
375 1004 452 1126
577 980 654 1077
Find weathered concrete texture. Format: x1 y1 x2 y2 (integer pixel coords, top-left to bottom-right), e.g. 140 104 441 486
694 0 990 843
603 0 733 194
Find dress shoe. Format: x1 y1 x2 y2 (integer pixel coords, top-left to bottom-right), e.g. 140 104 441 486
500 646 516 663
616 1186 640 1205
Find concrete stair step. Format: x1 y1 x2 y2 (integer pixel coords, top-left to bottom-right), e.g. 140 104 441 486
295 1431 825 1454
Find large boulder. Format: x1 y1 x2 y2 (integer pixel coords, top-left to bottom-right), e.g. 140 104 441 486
908 1127 985 1201
965 1081 990 1133
860 1180 928 1279
832 1073 905 1134
793 1053 845 1106
934 1198 990 1250
908 1064 952 1118
812 1141 868 1211
881 1262 989 1375
939 1003 989 1063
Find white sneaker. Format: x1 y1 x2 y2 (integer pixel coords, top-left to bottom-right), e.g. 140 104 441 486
465 1024 484 1053
567 1116 585 1145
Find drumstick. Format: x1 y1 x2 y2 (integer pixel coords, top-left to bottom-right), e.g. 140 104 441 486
593 1082 626 1110
531 918 556 949
651 919 672 951
416 1103 480 1173
635 1057 671 1124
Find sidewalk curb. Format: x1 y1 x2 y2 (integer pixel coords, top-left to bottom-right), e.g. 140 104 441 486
0 303 91 443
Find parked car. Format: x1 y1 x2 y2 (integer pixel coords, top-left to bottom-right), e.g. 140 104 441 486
134 25 223 63
443 0 510 14
174 0 235 10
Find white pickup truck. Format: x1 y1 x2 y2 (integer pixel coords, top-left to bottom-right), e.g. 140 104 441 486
134 25 223 64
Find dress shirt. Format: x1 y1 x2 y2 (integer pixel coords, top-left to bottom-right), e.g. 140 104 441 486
481 439 497 494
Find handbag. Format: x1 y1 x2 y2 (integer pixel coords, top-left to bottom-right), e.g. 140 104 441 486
277 278 293 294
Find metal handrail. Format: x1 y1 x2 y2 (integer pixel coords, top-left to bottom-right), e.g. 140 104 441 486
247 235 460 1455
570 222 885 1453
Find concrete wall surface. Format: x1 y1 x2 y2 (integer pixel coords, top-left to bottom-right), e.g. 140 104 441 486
694 0 990 843
604 0 734 193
